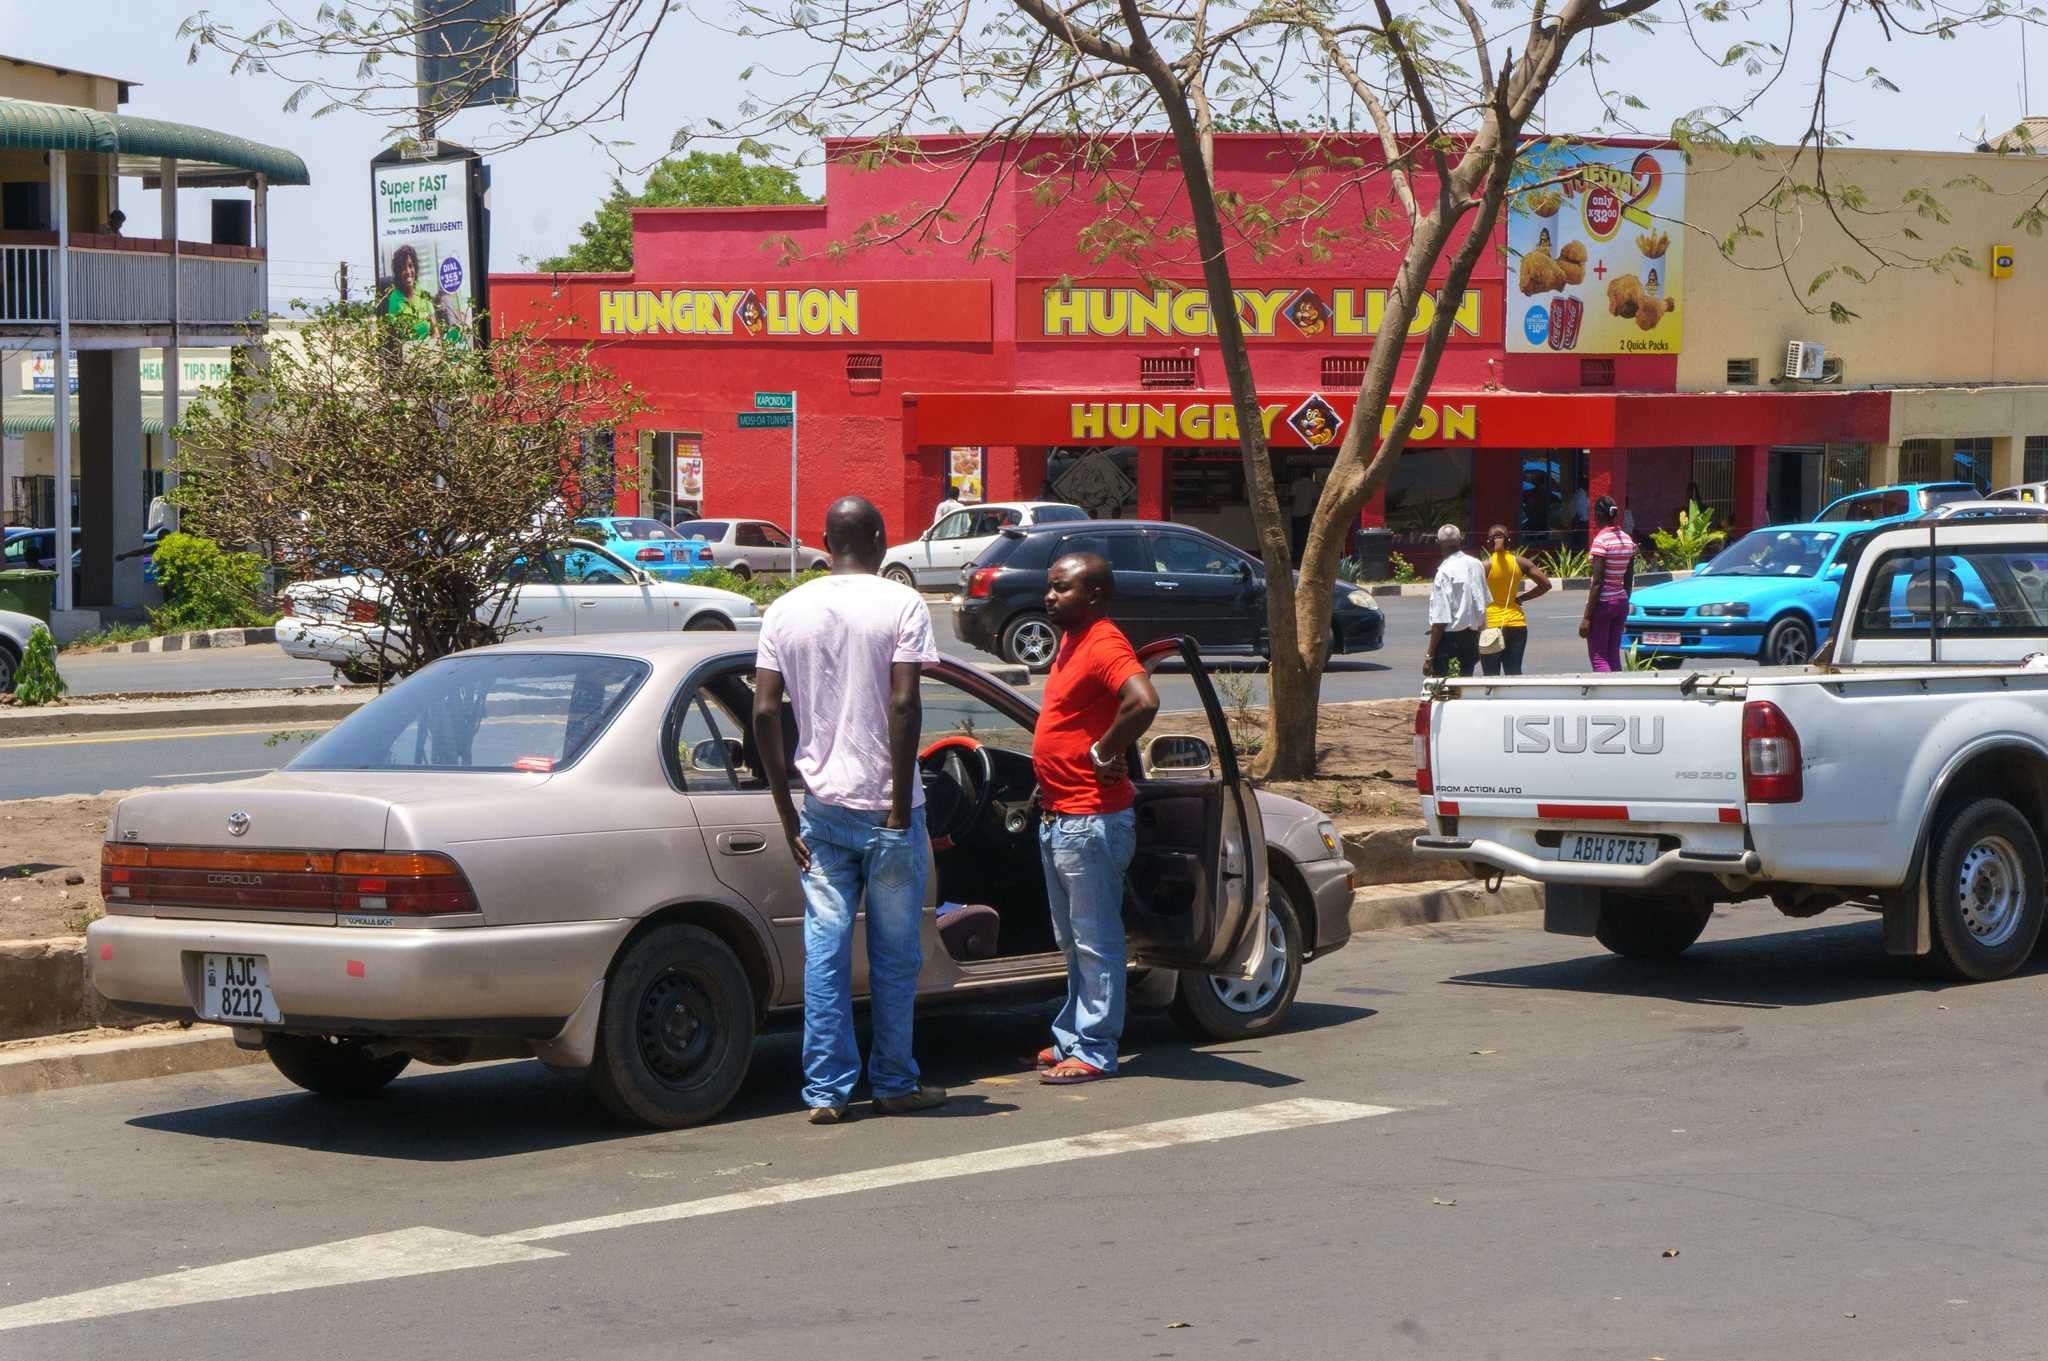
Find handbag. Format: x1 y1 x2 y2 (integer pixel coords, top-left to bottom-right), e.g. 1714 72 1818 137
1479 626 1506 654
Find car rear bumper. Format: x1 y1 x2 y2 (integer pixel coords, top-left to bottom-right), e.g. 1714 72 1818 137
87 915 631 1038
952 598 1006 653
1411 835 1761 887
1334 610 1385 654
276 618 378 664
1298 856 1354 957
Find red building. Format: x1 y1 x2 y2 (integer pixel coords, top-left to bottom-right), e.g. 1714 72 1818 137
490 135 1886 567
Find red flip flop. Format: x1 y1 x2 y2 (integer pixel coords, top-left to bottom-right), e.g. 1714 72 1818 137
1034 1046 1061 1071
1040 1058 1112 1084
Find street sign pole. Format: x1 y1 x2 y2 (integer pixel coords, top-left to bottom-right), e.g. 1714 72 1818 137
752 392 800 581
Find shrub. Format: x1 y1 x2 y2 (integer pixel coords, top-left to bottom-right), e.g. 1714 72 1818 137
14 624 67 705
699 566 830 608
150 534 273 633
1649 501 1726 572
1390 552 1417 584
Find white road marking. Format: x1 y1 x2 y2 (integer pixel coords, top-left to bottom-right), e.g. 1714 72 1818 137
0 1097 1390 1332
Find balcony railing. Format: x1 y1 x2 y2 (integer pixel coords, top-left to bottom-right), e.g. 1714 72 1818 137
0 233 266 328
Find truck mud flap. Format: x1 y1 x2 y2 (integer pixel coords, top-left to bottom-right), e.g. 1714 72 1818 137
1544 883 1601 936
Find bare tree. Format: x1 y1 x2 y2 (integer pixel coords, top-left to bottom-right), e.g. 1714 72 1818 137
173 304 646 680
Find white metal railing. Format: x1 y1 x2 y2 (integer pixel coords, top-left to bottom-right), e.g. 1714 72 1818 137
0 246 263 327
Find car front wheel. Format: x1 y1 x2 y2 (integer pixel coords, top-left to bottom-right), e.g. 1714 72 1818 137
684 613 736 631
1167 882 1304 1041
589 923 755 1128
883 565 917 588
1001 612 1060 672
1763 615 1814 666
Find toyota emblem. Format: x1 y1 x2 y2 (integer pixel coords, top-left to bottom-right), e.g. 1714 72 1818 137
227 812 250 837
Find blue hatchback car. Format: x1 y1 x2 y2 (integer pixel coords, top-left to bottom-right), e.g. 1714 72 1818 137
1625 525 1861 666
573 517 713 582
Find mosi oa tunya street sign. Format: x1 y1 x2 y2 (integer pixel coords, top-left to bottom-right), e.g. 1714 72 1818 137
737 412 794 429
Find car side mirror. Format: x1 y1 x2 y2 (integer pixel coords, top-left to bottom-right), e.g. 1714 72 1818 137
1825 564 1845 578
690 738 744 773
1236 560 1254 582
1142 734 1214 778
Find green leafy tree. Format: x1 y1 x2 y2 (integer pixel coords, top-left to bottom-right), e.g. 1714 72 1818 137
150 533 274 634
14 624 67 706
535 151 815 273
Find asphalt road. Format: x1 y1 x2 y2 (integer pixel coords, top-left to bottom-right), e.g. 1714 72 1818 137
3 905 2041 1357
17 596 1752 801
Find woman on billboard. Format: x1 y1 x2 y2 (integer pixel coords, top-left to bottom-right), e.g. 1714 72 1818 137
382 244 435 340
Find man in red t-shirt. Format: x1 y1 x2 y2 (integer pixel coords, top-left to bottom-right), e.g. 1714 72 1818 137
1032 552 1160 1083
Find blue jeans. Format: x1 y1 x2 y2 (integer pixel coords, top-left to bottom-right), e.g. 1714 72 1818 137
1038 808 1138 1071
798 800 928 1108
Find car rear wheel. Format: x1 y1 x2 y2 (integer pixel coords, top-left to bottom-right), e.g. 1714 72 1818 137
730 563 753 581
1763 616 1814 667
0 641 17 693
1594 894 1712 959
684 613 736 631
339 660 389 685
883 565 916 588
589 924 755 1128
1925 797 2045 981
1167 883 1304 1041
265 1033 410 1096
1001 612 1060 672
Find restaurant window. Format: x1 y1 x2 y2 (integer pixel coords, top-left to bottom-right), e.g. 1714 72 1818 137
1691 446 1735 524
1321 356 1367 390
1384 447 1472 541
1824 444 1868 504
1899 438 1944 484
1952 436 1993 493
1138 356 1196 389
646 431 704 522
2026 435 2048 483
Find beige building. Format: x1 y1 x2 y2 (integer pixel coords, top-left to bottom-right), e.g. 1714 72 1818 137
1682 143 2048 505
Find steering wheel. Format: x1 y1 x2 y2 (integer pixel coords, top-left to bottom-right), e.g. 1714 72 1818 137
918 736 996 852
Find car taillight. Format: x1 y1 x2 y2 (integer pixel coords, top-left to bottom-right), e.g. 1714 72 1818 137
1743 701 1803 803
696 547 713 562
1413 699 1432 797
968 567 999 598
335 851 478 916
278 596 296 617
101 845 478 916
636 546 665 561
346 600 379 624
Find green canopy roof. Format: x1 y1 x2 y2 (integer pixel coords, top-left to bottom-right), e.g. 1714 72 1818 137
0 98 309 187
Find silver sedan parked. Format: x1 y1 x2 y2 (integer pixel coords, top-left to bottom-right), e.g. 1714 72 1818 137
89 633 1354 1128
672 519 830 579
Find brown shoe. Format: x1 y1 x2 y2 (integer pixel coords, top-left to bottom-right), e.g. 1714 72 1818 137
807 1105 848 1124
871 1085 947 1115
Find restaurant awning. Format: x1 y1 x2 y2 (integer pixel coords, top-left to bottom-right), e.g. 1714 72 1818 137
0 97 309 188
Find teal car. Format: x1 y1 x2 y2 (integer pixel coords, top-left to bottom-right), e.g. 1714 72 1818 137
573 517 713 582
1626 525 1859 666
1815 481 1978 522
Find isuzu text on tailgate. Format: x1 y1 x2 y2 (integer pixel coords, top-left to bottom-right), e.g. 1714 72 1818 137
1412 516 2048 982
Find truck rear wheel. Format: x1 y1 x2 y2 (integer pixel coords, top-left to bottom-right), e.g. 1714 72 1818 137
1925 797 2045 982
1594 895 1712 960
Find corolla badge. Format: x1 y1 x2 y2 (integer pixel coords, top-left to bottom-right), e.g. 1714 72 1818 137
227 811 250 837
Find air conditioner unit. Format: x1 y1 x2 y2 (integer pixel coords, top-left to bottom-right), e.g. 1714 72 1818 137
1785 341 1826 380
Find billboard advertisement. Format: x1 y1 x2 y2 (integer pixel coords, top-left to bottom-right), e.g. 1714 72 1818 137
370 148 488 343
1507 145 1683 355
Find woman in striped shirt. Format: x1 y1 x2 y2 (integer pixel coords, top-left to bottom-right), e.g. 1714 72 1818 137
1578 495 1634 672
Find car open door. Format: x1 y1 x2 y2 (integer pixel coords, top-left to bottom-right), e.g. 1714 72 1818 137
1119 636 1267 973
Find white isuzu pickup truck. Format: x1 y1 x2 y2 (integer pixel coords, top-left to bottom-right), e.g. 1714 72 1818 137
1412 516 2048 981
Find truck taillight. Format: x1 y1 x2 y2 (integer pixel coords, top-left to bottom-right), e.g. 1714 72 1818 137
968 567 998 598
1413 699 1432 796
1743 701 1803 803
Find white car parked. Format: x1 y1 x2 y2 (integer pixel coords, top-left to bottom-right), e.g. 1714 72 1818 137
277 539 761 682
0 607 40 691
881 501 1091 588
671 519 830 579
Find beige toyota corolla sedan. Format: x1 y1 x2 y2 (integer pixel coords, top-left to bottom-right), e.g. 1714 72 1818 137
89 634 1355 1127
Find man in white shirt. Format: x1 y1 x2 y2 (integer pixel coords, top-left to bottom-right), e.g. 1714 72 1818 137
755 495 947 1123
1425 523 1489 677
1289 470 1318 562
932 495 964 525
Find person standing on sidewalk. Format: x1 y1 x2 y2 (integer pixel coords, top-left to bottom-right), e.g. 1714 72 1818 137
754 495 947 1124
1033 552 1160 1084
1579 495 1635 672
1424 524 1489 678
1479 524 1552 676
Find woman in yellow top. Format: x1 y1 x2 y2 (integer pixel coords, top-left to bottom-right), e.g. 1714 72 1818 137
1479 523 1552 675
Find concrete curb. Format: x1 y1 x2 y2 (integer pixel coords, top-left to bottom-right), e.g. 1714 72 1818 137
0 1026 268 1097
76 627 278 655
0 694 369 739
1350 875 1543 933
0 937 153 1041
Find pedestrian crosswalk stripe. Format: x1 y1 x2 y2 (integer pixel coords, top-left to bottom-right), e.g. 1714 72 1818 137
0 1097 1393 1332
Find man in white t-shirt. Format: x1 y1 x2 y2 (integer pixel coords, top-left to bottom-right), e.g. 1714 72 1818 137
755 496 947 1123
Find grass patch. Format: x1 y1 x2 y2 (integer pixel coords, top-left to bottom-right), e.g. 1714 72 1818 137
57 623 160 653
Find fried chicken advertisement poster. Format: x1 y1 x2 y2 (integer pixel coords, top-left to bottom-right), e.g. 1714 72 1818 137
1505 145 1684 356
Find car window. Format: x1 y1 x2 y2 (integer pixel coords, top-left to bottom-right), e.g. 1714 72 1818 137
1697 529 1838 579
564 548 631 583
918 675 1034 755
1919 485 1979 511
289 653 648 771
735 523 770 548
574 521 607 540
613 519 679 541
964 509 1012 537
932 511 974 542
1053 532 1148 571
1855 546 2037 634
672 686 765 792
754 523 792 548
497 550 569 585
676 522 729 543
1149 533 1236 575
1031 505 1088 524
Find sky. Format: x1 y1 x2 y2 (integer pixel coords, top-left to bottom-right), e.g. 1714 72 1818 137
1 0 2039 309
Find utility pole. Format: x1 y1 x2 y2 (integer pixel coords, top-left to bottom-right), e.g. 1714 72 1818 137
336 261 350 303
